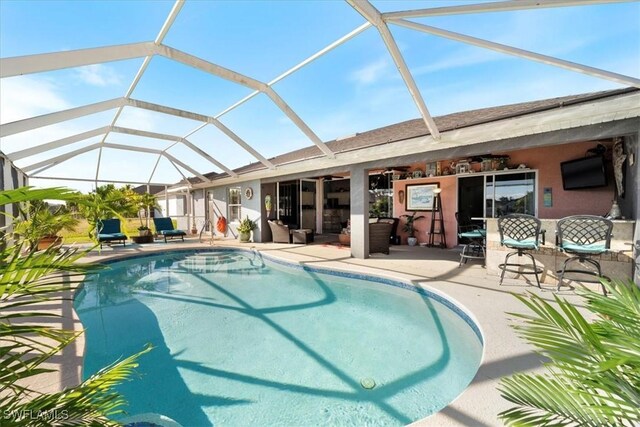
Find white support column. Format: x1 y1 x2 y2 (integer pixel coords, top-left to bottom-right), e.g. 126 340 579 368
349 165 370 259
346 0 440 139
165 186 170 217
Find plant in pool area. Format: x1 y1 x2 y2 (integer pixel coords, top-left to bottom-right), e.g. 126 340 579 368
13 199 79 252
237 216 258 243
498 279 640 426
400 212 425 246
0 186 150 426
237 216 258 234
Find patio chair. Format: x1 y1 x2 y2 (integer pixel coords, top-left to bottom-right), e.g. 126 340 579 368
497 214 544 288
556 215 613 295
267 220 291 243
377 217 401 244
153 217 187 243
455 212 486 267
97 218 127 249
370 222 393 255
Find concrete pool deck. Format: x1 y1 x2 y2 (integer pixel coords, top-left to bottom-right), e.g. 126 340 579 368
31 236 594 426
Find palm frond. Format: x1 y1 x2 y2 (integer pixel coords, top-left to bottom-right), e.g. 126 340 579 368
499 279 640 426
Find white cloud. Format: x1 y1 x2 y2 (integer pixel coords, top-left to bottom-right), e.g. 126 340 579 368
75 64 122 87
349 58 392 85
0 76 71 124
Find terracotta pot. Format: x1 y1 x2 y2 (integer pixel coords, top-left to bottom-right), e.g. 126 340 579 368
37 235 61 251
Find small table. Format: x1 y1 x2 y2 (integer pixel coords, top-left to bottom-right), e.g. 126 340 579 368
132 235 154 244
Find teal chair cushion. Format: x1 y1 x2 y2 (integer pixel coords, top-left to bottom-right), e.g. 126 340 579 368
502 238 538 250
459 230 485 239
560 242 607 254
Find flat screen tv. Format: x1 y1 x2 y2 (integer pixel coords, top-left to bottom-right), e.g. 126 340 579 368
560 155 607 190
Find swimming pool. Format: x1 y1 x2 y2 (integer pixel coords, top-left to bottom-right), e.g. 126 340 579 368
74 249 483 426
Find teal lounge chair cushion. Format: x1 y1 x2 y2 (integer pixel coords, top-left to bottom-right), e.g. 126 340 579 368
159 229 186 236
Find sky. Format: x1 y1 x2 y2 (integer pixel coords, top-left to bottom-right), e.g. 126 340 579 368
1 0 639 193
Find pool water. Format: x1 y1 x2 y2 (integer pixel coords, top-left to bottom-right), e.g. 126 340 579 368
75 250 482 426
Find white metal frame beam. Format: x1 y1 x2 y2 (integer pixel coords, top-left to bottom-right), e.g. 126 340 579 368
346 0 441 139
32 176 175 186
157 44 335 158
95 0 186 183
23 141 211 183
390 19 640 88
383 0 632 20
0 42 156 78
0 98 124 137
110 126 238 177
7 126 110 160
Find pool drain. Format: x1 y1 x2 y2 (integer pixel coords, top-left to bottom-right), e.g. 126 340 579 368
360 378 376 389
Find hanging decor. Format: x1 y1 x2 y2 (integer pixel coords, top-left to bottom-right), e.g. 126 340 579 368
398 190 405 204
264 194 272 218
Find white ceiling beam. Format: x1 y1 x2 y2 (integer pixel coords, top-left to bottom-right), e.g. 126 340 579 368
100 0 185 181
0 42 156 78
7 126 110 160
157 44 266 91
391 19 640 89
167 159 189 182
383 0 632 20
124 98 276 169
31 175 175 186
206 119 276 170
347 0 441 139
164 152 211 183
148 155 163 184
263 87 335 157
157 44 334 158
22 143 102 173
101 142 210 183
110 126 238 177
180 139 238 178
214 22 373 119
102 142 162 155
0 98 124 137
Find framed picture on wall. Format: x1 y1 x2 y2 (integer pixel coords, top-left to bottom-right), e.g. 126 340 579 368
406 183 439 211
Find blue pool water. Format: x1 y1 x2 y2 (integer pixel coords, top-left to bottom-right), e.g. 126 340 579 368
75 250 483 426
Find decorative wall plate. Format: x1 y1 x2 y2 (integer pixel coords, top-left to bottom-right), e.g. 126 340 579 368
244 187 253 199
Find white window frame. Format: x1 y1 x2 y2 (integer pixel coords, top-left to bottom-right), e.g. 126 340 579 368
228 187 242 223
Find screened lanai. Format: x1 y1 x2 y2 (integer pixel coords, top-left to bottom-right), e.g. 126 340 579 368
1 0 639 194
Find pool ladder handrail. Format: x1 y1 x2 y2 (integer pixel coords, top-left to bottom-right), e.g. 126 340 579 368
199 220 215 245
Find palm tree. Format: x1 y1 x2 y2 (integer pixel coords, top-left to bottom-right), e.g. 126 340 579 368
499 280 640 426
0 187 149 426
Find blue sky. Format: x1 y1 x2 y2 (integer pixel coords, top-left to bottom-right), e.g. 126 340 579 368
1 0 638 193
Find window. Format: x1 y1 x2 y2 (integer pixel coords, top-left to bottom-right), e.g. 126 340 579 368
485 171 536 217
228 187 241 222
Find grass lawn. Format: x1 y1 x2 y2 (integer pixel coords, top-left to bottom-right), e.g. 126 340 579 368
59 218 152 245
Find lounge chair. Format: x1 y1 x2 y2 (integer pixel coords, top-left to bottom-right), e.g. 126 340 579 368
97 219 127 248
153 217 187 243
267 220 291 243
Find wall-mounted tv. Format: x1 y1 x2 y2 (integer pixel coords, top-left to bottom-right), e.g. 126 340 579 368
560 155 607 190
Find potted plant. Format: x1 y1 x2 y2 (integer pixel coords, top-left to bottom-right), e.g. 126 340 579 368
237 216 258 243
137 225 152 237
13 200 79 251
400 212 425 246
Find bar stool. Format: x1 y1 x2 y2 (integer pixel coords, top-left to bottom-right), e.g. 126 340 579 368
455 212 486 267
556 215 613 295
497 214 544 288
